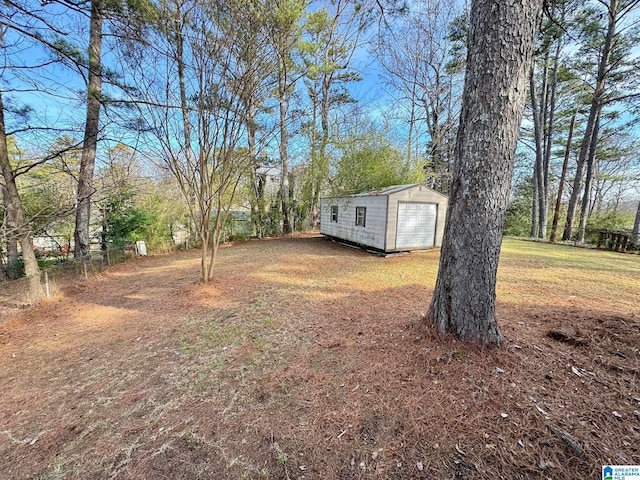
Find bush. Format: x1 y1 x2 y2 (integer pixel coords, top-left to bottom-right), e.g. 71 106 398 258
584 210 635 244
504 176 533 237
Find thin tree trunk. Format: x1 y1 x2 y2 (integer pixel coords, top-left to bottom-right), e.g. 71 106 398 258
2 182 19 278
538 51 550 239
0 184 9 281
0 89 44 303
312 73 332 230
632 200 640 245
406 82 418 169
563 0 618 241
74 0 103 257
530 68 545 239
577 109 601 242
530 167 539 237
308 82 320 230
247 106 264 238
278 57 292 235
428 0 543 347
540 38 562 239
0 256 7 282
549 113 576 243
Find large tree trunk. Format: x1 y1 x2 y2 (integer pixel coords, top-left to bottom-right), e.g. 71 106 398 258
0 90 44 303
428 0 543 347
562 0 617 241
74 0 103 257
549 113 576 243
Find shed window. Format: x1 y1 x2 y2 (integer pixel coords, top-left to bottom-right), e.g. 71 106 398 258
330 205 338 222
355 206 366 227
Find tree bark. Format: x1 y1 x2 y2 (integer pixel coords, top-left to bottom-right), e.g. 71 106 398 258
562 0 618 241
74 0 103 257
0 90 44 303
549 113 576 243
428 0 543 347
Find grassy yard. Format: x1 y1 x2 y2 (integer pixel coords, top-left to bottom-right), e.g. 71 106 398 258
0 236 638 479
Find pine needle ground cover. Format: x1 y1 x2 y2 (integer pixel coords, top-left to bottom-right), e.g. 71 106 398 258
1 237 638 479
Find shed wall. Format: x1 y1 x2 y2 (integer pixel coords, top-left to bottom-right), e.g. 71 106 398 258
386 186 448 250
320 196 388 250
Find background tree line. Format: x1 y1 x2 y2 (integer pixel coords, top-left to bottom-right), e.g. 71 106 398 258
1 0 639 300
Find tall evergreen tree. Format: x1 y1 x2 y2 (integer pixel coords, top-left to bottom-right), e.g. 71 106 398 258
429 0 543 346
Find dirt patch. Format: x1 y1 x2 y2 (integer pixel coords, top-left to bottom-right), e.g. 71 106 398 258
0 236 638 479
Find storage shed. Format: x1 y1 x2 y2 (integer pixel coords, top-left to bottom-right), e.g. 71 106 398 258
320 184 448 253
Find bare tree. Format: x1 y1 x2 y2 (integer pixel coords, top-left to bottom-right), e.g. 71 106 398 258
374 0 464 193
428 0 543 346
129 0 263 281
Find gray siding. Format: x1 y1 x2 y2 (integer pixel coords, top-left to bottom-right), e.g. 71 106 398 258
320 196 387 250
320 184 448 252
386 186 448 250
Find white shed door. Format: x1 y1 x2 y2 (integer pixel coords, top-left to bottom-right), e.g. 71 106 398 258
396 202 437 248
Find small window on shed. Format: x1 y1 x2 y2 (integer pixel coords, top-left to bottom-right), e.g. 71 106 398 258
330 205 338 222
355 206 366 227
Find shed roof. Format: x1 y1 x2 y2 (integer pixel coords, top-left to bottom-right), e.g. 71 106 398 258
327 183 446 198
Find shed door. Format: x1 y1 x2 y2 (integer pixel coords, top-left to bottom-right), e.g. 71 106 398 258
396 202 437 249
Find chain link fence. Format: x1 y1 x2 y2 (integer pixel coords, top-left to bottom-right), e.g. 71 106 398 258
1 243 157 307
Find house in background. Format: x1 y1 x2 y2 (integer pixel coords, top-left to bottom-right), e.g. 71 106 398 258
320 184 448 253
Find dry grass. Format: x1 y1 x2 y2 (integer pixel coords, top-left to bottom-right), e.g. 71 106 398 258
0 236 638 479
